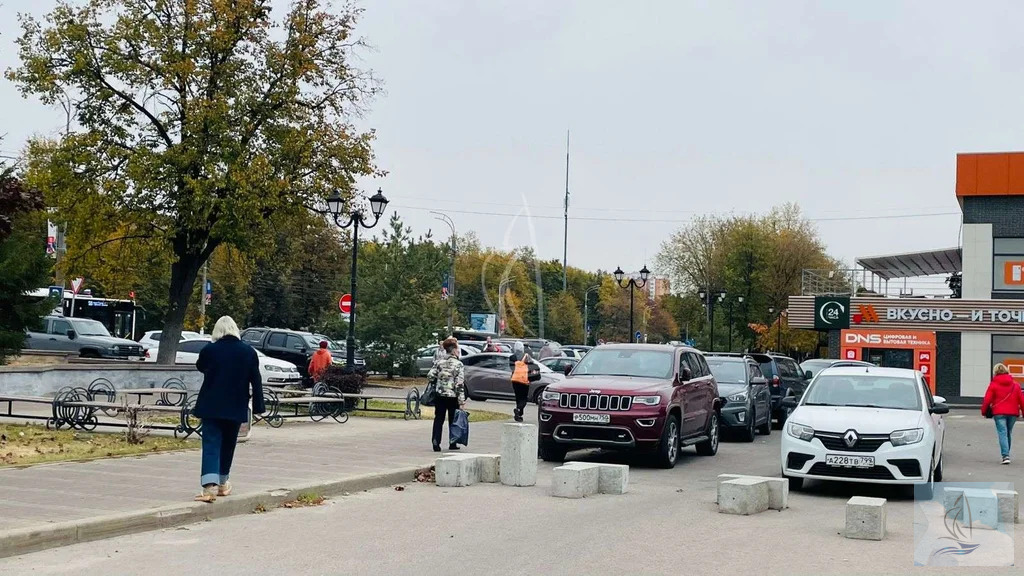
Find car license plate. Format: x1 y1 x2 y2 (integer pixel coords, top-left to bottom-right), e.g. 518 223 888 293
573 413 610 424
826 454 874 468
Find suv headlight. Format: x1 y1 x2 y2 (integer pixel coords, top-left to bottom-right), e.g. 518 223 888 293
787 422 814 442
727 391 748 403
632 396 661 406
890 428 924 446
541 390 561 402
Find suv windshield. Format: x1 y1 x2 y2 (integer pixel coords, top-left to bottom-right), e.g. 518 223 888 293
72 319 111 337
707 359 746 384
573 348 674 379
802 374 922 411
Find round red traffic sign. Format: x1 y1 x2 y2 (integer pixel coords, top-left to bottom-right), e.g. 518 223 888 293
339 293 352 313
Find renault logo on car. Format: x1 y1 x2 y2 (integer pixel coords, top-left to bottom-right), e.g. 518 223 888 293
843 430 859 448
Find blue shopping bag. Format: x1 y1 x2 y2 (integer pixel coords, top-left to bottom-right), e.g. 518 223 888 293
450 409 469 447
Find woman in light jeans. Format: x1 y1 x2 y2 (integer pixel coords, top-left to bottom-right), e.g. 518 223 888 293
981 363 1024 464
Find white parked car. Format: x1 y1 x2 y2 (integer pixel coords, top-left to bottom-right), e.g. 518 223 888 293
139 330 203 351
144 338 300 385
780 366 948 497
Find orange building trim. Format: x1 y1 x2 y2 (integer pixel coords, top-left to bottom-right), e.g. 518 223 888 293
956 152 1024 198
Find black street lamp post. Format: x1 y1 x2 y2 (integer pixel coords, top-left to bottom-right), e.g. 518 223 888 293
699 289 727 351
326 188 389 368
614 265 649 343
768 306 783 353
727 295 745 352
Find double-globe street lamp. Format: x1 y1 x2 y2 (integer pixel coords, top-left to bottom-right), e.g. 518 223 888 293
326 188 389 368
613 265 649 343
698 289 726 351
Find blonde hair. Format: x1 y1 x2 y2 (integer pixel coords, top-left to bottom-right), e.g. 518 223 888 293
994 363 1010 376
211 316 240 342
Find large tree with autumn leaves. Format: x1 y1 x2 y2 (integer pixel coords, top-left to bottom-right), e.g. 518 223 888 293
10 0 380 362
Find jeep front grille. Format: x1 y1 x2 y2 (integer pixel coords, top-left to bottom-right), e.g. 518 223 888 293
559 393 632 411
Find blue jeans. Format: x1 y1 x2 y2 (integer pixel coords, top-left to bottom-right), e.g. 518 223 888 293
994 415 1016 458
201 418 242 487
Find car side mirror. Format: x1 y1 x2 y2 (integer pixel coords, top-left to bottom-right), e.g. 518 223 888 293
300 348 308 354
933 395 946 405
930 403 950 415
751 376 767 385
67 330 76 340
803 370 813 380
681 368 692 382
564 365 573 376
780 397 798 409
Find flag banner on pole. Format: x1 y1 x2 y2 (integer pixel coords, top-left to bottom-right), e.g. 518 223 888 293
441 274 449 301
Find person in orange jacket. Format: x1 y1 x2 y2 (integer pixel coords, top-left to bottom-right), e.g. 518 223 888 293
981 363 1024 464
308 340 333 383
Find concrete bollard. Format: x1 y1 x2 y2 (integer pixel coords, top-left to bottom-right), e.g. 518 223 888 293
474 454 502 483
435 454 480 487
962 488 1000 530
994 490 1020 524
718 478 770 515
716 474 787 510
596 463 630 495
552 462 601 499
845 496 886 540
500 423 538 487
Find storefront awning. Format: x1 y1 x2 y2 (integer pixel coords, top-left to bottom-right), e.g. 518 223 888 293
855 248 962 280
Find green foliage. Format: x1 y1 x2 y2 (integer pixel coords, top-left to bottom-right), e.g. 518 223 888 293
11 0 379 362
545 291 584 345
0 167 54 364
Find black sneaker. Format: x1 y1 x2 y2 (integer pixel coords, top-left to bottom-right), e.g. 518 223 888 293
449 444 460 451
432 443 441 453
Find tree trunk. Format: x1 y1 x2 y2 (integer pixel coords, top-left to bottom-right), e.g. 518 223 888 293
156 250 205 364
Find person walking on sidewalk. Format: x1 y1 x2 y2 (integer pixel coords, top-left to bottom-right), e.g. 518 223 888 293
509 341 531 422
427 337 465 452
308 340 333 383
192 316 266 502
981 363 1024 465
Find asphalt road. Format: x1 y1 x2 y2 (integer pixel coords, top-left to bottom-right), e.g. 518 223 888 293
2 411 1022 576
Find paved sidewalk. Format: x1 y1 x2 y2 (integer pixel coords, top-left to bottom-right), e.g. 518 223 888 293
0 404 517 533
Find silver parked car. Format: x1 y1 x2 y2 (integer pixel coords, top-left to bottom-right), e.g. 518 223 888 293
462 352 564 404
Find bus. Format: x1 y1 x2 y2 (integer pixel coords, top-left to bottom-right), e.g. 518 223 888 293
28 288 140 340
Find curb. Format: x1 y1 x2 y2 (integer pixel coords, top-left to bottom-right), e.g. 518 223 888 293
0 466 428 560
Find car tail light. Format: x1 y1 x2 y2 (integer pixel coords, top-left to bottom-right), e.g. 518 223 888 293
771 376 780 387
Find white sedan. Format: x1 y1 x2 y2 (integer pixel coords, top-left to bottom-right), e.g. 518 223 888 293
139 330 202 351
780 366 948 497
145 338 301 385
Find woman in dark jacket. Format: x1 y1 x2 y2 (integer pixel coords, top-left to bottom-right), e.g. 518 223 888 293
192 316 265 502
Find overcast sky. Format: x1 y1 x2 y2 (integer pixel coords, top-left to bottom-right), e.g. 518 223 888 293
3 1 1024 278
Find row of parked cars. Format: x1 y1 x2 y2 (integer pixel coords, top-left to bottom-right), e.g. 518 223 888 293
533 342 949 496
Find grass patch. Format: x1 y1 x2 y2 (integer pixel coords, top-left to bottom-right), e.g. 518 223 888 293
0 423 198 468
366 375 422 389
352 400 509 422
281 492 326 508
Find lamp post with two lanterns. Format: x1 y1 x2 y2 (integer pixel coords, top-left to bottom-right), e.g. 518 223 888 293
613 265 649 343
698 289 726 351
326 188 390 368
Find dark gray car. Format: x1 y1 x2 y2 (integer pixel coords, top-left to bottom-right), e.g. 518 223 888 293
462 352 564 403
705 355 772 442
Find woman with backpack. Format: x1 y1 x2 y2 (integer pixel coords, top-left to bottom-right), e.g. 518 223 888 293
981 363 1024 464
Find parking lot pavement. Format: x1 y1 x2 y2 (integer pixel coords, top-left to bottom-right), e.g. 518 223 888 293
2 411 1021 575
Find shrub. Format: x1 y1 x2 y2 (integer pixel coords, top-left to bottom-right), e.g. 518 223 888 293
322 365 366 410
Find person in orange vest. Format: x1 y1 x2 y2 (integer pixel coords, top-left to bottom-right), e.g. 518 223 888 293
308 340 333 383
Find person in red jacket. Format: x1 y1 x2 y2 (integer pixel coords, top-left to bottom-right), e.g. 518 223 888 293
308 341 333 383
981 363 1024 464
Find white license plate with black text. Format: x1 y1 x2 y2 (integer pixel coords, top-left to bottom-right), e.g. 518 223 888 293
826 454 874 468
573 413 610 424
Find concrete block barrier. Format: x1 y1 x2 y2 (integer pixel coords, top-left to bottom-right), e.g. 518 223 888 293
552 462 601 499
845 496 886 540
500 423 538 487
718 478 770 515
994 490 1019 524
716 474 787 510
596 463 630 495
473 454 501 483
435 454 480 487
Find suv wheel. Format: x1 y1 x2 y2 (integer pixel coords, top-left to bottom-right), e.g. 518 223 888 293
539 439 567 463
655 414 680 469
741 406 756 442
695 413 719 456
773 403 792 430
756 407 772 435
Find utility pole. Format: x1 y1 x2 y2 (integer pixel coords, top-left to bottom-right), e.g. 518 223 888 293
562 129 569 291
199 262 208 334
583 284 599 346
432 212 457 335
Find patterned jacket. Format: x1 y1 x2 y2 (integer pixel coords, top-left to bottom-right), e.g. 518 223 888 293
427 354 466 403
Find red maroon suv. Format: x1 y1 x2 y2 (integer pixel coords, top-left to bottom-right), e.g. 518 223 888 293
537 344 721 468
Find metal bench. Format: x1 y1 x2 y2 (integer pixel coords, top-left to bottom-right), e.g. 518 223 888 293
256 384 350 428
263 384 422 420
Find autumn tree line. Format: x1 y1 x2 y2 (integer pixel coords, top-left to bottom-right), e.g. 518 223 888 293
0 1 837 368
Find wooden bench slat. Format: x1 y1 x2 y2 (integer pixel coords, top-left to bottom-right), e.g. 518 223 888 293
60 402 183 413
0 396 53 403
273 397 349 404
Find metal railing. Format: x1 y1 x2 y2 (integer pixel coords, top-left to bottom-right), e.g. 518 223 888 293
801 269 955 298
